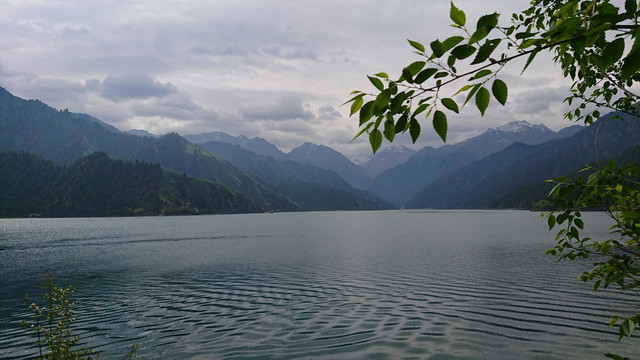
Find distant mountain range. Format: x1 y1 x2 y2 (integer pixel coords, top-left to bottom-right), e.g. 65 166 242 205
0 86 387 215
406 113 640 209
1 85 638 217
368 120 583 206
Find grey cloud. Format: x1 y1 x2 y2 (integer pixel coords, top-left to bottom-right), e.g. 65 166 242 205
263 46 318 60
130 92 217 121
60 25 91 39
239 95 315 121
100 74 177 102
318 105 342 120
514 87 567 114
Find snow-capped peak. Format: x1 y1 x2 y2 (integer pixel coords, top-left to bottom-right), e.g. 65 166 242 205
495 120 550 134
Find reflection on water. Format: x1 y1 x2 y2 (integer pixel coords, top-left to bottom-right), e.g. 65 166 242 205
0 210 636 359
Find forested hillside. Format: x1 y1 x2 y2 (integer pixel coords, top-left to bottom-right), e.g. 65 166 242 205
0 151 261 217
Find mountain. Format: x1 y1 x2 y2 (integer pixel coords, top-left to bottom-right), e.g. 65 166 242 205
198 141 391 211
133 133 300 211
451 120 580 158
369 120 582 206
288 142 373 189
359 145 416 177
184 131 287 160
0 87 300 211
0 86 152 164
406 113 640 209
370 146 478 206
126 129 159 138
489 143 640 210
0 151 261 217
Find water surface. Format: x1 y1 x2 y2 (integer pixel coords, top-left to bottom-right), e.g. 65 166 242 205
0 210 636 359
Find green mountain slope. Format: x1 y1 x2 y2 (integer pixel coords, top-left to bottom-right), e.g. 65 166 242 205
0 151 261 217
406 113 640 209
134 133 300 212
199 141 391 211
0 86 152 164
489 144 640 209
0 87 300 210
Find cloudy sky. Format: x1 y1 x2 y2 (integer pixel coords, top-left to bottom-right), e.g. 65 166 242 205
1 0 574 158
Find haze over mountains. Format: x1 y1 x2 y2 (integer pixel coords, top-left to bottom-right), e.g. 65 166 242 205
2 85 639 217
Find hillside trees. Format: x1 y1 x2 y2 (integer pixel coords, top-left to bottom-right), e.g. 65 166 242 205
347 0 640 349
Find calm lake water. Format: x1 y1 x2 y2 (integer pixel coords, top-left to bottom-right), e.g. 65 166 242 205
0 210 637 359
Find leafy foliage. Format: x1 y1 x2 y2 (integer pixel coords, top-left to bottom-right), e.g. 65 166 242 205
347 0 640 152
22 274 99 360
544 160 640 340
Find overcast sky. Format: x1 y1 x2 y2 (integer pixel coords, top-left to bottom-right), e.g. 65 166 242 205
1 0 575 158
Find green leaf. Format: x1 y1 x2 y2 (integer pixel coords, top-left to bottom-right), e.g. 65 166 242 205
475 87 490 116
471 38 501 65
450 2 466 26
368 76 384 91
414 68 438 84
395 113 408 133
601 38 625 69
621 46 640 79
491 79 508 105
373 90 391 114
350 97 364 116
604 353 631 360
441 98 459 113
464 83 482 106
470 69 492 80
369 129 383 154
469 13 498 44
625 0 637 14
547 214 556 230
451 44 476 60
359 101 375 125
619 319 635 340
374 72 389 79
574 218 584 229
430 40 446 58
401 68 414 83
383 119 396 142
477 12 498 29
408 39 425 52
433 110 448 142
441 36 465 53
434 71 449 79
412 103 429 117
389 92 408 113
351 122 373 141
409 117 421 143
455 84 473 96
521 49 539 73
406 61 426 76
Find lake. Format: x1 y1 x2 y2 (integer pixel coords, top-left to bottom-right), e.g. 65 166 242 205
0 210 637 359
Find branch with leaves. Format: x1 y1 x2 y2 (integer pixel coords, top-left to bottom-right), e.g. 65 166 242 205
544 160 640 342
346 0 640 153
